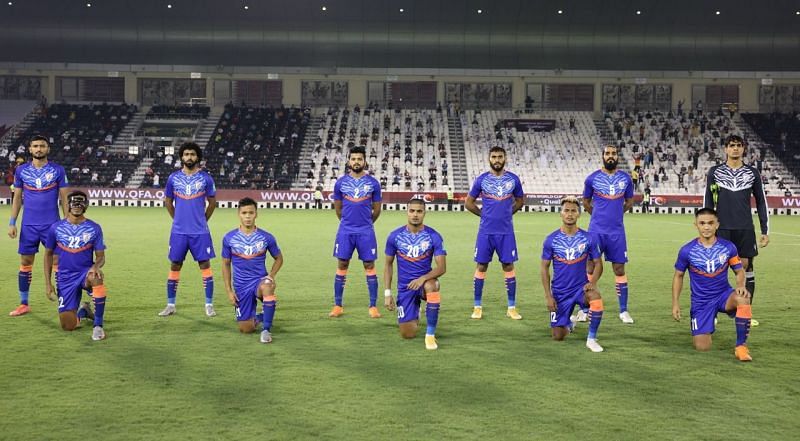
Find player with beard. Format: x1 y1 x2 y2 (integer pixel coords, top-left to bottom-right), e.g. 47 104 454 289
329 146 383 318
465 146 524 320
579 145 635 324
8 135 69 317
704 135 768 326
158 142 218 318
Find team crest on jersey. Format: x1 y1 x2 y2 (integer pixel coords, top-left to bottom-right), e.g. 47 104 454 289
578 243 586 253
420 240 430 251
46 172 54 181
505 181 513 191
718 253 727 265
618 182 625 189
256 241 264 251
82 232 93 243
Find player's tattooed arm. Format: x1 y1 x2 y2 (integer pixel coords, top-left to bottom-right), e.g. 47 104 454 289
465 195 481 217
205 196 216 221
165 196 176 219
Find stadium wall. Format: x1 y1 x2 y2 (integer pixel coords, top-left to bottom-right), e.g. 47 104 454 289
4 64 800 113
2 187 799 214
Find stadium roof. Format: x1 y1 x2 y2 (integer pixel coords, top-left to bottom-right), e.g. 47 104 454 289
2 0 800 71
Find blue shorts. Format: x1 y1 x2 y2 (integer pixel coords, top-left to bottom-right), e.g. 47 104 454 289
595 233 628 264
18 224 52 255
474 232 518 264
168 233 215 262
549 287 584 328
397 288 423 323
233 277 271 321
690 290 735 336
56 269 92 313
333 231 378 261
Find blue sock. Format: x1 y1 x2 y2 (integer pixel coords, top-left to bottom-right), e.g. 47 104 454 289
473 272 485 307
93 293 106 327
504 272 517 308
203 274 214 304
616 277 629 313
334 271 347 306
77 306 88 320
588 308 603 340
735 305 752 346
366 273 378 307
18 267 32 305
262 299 276 331
255 313 264 324
426 300 440 335
167 272 179 304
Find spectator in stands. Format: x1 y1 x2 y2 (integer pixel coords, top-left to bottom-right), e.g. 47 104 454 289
153 174 160 188
113 170 123 187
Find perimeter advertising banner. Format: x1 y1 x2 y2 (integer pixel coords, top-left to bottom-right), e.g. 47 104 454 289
1 187 798 208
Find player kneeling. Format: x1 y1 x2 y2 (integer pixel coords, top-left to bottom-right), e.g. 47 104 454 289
221 198 284 344
43 191 108 341
672 208 753 362
541 196 605 352
383 199 446 350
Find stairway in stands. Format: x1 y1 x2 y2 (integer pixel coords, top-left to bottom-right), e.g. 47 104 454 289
195 108 223 149
292 113 325 190
110 110 147 153
734 115 799 194
447 116 469 191
593 117 631 171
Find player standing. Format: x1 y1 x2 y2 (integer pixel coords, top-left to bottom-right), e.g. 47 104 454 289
329 146 382 318
384 199 446 350
221 198 284 344
465 146 524 320
158 142 218 317
704 135 768 326
672 208 753 361
541 197 605 352
43 191 108 340
7 135 69 317
581 145 635 324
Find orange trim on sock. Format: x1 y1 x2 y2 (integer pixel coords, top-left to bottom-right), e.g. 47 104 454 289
336 269 348 276
168 271 180 280
426 292 441 304
365 268 377 276
736 304 752 319
503 271 516 278
263 295 277 302
201 268 213 278
92 285 107 298
473 271 486 280
19 265 32 272
589 298 604 311
615 275 628 284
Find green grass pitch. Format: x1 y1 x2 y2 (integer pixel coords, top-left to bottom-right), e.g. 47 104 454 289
1 206 799 440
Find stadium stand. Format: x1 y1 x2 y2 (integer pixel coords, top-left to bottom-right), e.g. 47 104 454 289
1 103 138 187
148 104 310 189
303 105 453 192
602 109 797 196
742 112 800 196
461 110 601 194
